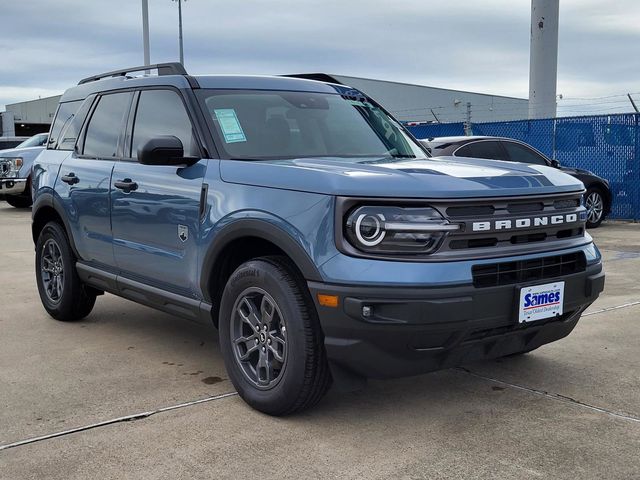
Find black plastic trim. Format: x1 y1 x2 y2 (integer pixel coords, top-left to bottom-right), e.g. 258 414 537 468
76 262 212 324
200 218 323 302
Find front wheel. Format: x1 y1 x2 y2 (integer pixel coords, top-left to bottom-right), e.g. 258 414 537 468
35 221 96 321
6 194 32 208
585 188 606 228
219 256 331 415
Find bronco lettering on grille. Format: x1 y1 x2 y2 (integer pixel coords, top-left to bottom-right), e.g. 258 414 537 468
472 213 579 232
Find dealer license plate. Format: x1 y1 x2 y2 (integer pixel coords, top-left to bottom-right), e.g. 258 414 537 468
518 281 564 323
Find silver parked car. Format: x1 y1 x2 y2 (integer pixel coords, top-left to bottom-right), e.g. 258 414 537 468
0 133 48 208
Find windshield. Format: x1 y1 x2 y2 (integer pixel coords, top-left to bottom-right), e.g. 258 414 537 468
16 133 48 148
200 89 428 160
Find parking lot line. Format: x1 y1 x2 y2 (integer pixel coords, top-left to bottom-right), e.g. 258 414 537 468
582 300 640 317
457 368 640 424
0 391 238 452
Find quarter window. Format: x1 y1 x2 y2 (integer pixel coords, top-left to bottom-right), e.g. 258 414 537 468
130 90 197 159
83 92 132 158
48 101 81 150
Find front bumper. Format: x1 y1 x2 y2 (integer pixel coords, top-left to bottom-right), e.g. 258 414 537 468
0 178 27 196
309 262 604 379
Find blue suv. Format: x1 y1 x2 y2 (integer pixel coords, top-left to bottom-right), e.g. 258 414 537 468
32 63 604 415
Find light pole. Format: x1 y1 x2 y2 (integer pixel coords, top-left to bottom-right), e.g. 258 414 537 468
142 0 150 66
172 0 185 65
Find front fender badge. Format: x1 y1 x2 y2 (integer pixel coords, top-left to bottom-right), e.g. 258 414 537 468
178 224 188 242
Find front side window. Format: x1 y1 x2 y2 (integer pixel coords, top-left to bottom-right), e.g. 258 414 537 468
199 89 427 160
83 92 132 158
502 141 549 166
130 89 198 159
456 141 508 161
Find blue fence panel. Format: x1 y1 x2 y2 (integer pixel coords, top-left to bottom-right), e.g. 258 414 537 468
409 122 465 139
408 114 640 220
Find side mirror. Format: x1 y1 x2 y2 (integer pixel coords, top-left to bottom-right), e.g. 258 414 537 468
550 159 561 168
138 136 196 166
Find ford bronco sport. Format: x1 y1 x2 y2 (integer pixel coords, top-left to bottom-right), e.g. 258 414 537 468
32 63 605 415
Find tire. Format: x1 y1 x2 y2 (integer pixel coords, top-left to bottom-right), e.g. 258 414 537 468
35 221 96 321
585 187 606 228
219 256 332 415
503 346 539 358
6 194 32 209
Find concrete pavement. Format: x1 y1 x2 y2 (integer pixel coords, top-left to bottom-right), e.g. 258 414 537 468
0 204 638 479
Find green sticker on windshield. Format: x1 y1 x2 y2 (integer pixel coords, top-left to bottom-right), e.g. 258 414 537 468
214 109 246 143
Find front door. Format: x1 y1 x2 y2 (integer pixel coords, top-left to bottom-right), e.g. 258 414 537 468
110 88 207 297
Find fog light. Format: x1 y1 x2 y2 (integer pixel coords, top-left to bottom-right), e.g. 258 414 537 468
362 305 373 318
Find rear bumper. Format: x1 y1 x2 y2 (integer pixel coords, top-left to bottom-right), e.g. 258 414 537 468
0 178 27 196
309 262 604 379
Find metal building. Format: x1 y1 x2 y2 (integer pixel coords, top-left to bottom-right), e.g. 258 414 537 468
1 95 61 137
294 74 529 124
0 74 529 137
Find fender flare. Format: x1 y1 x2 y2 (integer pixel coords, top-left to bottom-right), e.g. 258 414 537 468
32 191 81 259
199 218 324 302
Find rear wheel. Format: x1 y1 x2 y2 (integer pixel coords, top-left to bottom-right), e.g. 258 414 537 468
6 194 32 208
219 256 331 415
585 188 605 228
35 221 96 321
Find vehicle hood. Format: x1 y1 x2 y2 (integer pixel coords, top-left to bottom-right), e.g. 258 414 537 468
560 165 596 177
0 146 44 157
220 155 585 199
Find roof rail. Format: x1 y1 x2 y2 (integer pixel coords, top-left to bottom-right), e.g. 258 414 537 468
282 73 344 85
78 62 187 85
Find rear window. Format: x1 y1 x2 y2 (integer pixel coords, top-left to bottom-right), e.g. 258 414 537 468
456 141 508 161
83 92 132 158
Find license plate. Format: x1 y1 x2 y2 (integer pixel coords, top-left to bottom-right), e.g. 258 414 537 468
518 281 564 323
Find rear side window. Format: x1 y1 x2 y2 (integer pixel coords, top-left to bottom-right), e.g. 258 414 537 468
48 101 81 149
456 141 508 161
130 89 198 159
83 92 132 158
502 141 549 166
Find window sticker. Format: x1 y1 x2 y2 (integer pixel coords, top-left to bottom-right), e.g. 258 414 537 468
214 109 247 143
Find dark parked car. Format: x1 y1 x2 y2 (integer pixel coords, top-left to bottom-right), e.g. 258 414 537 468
419 136 612 228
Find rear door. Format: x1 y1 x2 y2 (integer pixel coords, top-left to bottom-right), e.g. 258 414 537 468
110 88 207 296
56 91 133 268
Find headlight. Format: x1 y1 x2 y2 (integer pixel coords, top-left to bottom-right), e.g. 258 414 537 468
345 206 459 255
1 157 23 178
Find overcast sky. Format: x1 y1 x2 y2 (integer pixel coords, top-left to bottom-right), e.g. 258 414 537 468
2 0 639 115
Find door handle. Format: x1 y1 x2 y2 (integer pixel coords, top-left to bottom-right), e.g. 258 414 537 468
61 172 79 185
114 178 138 192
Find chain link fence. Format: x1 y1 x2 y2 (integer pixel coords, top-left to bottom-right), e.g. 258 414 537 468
407 114 640 220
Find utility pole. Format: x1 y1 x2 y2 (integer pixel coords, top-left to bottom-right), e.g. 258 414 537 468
464 102 472 135
173 0 185 65
529 0 560 119
142 0 150 67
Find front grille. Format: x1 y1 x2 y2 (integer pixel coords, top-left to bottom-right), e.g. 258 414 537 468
0 160 9 178
472 251 586 288
433 192 587 257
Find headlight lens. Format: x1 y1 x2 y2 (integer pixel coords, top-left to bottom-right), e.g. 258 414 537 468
345 206 459 254
1 157 23 178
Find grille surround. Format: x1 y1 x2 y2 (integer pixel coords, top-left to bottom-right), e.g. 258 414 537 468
334 192 589 262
